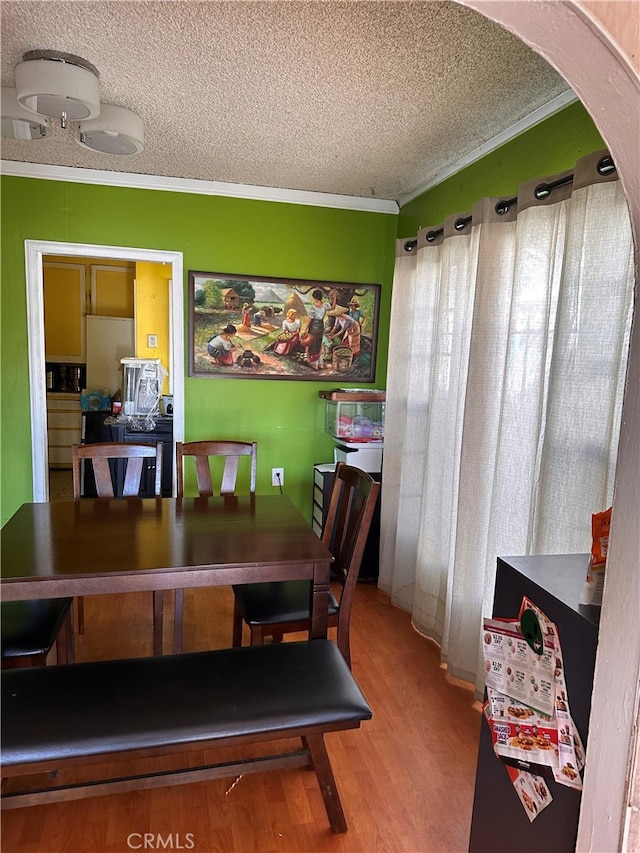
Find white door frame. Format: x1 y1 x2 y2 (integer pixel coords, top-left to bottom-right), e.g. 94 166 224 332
26 239 184 501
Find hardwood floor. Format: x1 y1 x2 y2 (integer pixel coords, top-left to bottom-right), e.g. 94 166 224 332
47 470 74 501
1 584 482 853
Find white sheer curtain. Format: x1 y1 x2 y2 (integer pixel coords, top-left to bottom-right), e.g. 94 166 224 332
379 150 635 697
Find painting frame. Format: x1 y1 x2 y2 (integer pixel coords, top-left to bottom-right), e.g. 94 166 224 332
188 270 380 382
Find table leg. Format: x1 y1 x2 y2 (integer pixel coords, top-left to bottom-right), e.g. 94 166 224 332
153 590 164 656
173 588 184 654
309 561 331 640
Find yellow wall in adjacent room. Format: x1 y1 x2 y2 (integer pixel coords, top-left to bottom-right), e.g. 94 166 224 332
135 261 171 393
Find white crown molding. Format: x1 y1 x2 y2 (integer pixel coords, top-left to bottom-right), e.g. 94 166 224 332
398 89 579 207
0 160 399 215
1 90 577 213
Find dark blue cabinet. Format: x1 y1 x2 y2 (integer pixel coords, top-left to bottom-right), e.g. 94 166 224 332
81 412 173 497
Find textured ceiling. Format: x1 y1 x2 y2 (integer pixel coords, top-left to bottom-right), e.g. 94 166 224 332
0 1 570 202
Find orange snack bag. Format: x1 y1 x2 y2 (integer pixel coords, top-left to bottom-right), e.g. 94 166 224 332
590 507 612 566
580 507 612 606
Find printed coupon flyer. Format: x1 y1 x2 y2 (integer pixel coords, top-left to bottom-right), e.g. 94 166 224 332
482 597 584 791
482 617 555 717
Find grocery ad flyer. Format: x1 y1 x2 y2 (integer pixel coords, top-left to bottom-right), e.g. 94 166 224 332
482 597 584 791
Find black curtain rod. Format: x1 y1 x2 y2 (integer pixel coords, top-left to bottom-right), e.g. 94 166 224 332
496 154 615 216
495 173 575 216
425 215 472 243
403 214 472 249
404 155 616 252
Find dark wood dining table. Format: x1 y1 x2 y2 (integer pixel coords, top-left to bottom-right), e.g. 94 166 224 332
0 495 333 654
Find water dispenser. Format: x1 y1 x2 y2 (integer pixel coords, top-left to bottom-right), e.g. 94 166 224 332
121 358 166 416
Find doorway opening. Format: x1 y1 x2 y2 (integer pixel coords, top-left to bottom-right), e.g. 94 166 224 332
26 239 184 502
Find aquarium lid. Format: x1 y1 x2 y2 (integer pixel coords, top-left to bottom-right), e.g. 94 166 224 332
319 388 386 402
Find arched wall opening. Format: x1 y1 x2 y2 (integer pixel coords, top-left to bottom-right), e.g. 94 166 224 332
460 3 639 850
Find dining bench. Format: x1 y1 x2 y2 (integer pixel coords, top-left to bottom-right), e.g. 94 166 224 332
1 639 371 833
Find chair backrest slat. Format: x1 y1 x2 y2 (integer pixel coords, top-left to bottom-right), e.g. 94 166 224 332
91 458 117 498
177 441 257 497
72 442 163 500
122 457 145 497
193 455 215 496
220 455 241 495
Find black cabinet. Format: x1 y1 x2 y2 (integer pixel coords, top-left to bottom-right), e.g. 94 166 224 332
468 554 600 853
312 462 381 582
81 412 173 497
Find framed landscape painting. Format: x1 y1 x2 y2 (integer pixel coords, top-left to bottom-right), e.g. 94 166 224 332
188 271 380 381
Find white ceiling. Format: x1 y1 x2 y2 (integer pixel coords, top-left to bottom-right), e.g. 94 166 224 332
0 1 571 204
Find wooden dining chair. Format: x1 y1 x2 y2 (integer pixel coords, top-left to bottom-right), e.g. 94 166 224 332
174 440 257 652
232 462 380 668
176 440 257 498
72 441 163 502
1 598 74 669
72 441 163 652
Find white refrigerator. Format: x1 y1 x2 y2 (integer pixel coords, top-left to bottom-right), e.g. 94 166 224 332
85 315 135 396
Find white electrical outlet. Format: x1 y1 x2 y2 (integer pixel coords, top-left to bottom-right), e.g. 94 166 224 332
147 334 158 348
272 467 284 487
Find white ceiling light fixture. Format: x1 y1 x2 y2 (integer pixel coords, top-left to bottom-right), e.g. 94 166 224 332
1 87 50 140
3 49 143 154
15 50 101 127
76 103 144 155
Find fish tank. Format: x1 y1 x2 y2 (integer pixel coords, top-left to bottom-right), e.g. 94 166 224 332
320 389 385 443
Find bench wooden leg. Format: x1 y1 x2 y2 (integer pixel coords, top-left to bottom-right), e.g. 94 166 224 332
2 741 351 833
305 733 348 834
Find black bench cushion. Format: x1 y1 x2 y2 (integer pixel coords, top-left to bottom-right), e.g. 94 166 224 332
1 639 371 766
1 598 73 658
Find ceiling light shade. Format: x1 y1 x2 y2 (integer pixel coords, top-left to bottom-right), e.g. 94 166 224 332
15 50 101 124
75 103 144 155
1 87 50 139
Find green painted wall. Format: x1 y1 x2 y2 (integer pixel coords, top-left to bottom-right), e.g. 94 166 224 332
0 177 397 524
1 102 605 526
398 101 605 237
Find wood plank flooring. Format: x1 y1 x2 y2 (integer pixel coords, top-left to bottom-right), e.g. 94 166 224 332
1 584 482 853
